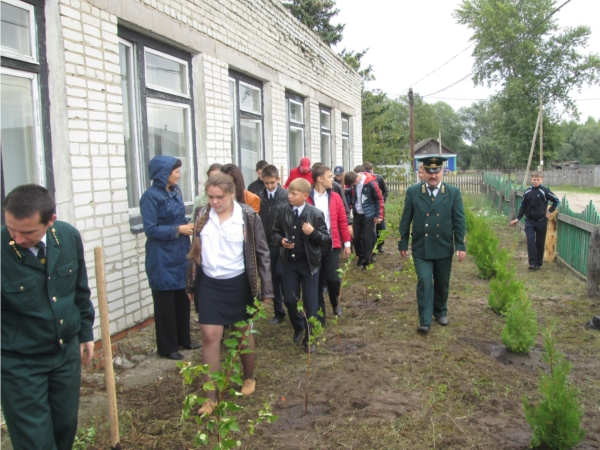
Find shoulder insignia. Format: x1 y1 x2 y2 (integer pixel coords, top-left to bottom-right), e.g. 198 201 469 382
441 185 445 194
8 240 23 259
51 228 60 246
422 184 426 194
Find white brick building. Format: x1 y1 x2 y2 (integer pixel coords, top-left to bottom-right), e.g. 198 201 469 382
1 0 362 338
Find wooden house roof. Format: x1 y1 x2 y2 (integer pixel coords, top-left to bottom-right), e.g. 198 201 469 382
414 138 457 156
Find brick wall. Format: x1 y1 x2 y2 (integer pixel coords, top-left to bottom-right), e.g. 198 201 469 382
53 0 362 339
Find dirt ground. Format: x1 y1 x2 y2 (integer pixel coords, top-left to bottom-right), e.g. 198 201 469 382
4 197 598 450
553 191 600 213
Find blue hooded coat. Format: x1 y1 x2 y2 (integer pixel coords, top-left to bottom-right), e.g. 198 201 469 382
140 155 191 291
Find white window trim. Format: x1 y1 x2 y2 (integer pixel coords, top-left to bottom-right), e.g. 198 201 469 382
229 77 239 166
320 131 332 167
1 66 45 186
239 81 262 115
119 38 145 214
146 97 194 204
1 0 38 64
144 47 190 99
289 99 304 124
341 117 349 135
239 117 264 152
320 110 331 131
289 125 305 153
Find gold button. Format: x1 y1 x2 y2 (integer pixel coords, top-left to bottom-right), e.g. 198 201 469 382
52 297 57 302
20 286 24 291
425 234 428 237
437 214 440 216
59 339 63 344
48 277 51 280
425 224 428 227
437 235 439 237
437 224 440 227
426 214 429 217
69 269 72 273
60 319 64 325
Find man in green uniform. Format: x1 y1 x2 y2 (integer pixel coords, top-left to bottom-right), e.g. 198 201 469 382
398 157 466 333
1 184 95 450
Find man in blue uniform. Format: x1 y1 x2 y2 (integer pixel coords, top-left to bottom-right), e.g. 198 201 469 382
1 184 95 450
399 157 467 334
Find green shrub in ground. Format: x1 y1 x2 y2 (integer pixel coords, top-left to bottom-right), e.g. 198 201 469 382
523 327 585 450
501 291 538 353
488 248 525 315
467 213 500 280
465 204 476 233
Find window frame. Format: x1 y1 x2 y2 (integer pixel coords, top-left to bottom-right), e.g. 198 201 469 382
1 0 53 211
341 114 351 171
319 105 332 167
229 70 264 185
286 92 305 170
118 26 197 220
143 47 190 99
0 0 37 64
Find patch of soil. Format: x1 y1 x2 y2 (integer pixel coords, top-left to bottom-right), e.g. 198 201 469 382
328 340 366 354
268 402 329 431
459 337 548 371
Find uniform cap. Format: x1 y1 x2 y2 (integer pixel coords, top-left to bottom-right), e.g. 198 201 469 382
418 156 447 173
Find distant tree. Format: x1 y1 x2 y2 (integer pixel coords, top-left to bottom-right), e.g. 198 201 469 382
454 0 600 165
338 48 374 86
282 0 345 46
570 121 600 164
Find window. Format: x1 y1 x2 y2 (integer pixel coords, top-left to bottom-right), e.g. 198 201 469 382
341 115 351 171
229 71 264 186
1 0 52 201
118 28 195 209
320 106 332 167
286 92 305 170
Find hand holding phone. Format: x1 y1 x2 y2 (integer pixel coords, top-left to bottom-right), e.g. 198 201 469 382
282 237 295 249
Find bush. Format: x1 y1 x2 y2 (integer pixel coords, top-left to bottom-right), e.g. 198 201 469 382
523 328 585 449
501 292 538 353
467 213 500 279
488 249 524 315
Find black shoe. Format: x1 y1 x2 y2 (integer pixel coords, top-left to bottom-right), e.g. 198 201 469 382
361 265 368 271
304 344 317 354
180 342 201 350
535 265 541 270
165 352 184 360
334 305 342 317
269 315 285 325
356 258 365 267
417 326 430 334
436 317 449 326
529 264 537 270
293 330 303 343
377 247 385 253
370 254 377 263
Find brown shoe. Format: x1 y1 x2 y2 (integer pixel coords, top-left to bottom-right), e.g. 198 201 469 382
241 378 256 396
197 399 217 415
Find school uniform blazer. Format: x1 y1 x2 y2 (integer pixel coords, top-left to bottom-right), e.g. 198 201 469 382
398 182 466 260
1 221 95 356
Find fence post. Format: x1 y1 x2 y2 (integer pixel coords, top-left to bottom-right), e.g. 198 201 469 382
544 210 558 263
587 226 600 299
509 190 517 220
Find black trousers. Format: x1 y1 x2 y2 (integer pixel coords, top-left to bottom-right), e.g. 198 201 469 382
318 247 341 323
282 256 319 345
269 246 286 318
525 218 548 267
152 288 192 355
353 212 376 264
376 219 387 249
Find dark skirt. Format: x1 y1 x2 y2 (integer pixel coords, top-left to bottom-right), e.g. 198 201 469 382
195 269 253 325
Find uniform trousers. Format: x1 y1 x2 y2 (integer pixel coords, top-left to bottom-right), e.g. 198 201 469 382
282 256 319 345
1 338 81 450
152 288 191 356
525 218 548 267
353 212 376 264
414 255 453 326
317 247 341 323
269 245 286 318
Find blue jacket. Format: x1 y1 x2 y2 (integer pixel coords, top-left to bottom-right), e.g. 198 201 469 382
140 155 191 291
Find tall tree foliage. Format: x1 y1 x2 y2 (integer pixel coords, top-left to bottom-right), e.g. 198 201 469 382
282 0 345 46
454 0 600 166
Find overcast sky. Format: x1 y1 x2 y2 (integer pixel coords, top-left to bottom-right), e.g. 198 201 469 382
333 0 600 123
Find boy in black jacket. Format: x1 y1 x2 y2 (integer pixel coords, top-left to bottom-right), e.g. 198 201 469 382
510 171 560 270
259 165 289 325
272 178 331 353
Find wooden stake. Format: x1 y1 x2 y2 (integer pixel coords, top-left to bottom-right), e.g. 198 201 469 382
94 247 121 450
524 109 542 185
539 95 544 171
544 210 558 263
587 226 600 299
409 88 415 179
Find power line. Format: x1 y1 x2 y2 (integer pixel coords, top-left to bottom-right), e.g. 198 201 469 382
423 0 573 98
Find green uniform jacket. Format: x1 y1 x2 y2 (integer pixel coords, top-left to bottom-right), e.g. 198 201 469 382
398 182 466 259
1 221 95 355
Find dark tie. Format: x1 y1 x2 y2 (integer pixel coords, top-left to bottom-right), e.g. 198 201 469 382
36 241 47 265
294 208 299 219
269 192 273 201
428 186 436 201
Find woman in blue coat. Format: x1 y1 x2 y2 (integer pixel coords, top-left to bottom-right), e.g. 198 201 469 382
140 155 199 359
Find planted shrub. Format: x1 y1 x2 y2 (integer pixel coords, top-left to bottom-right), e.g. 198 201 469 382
488 248 524 315
468 213 500 280
501 292 538 354
523 328 585 450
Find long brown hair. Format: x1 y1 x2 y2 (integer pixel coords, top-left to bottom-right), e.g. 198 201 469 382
221 164 246 204
188 173 236 264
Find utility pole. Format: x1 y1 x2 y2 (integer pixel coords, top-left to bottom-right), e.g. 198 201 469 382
539 94 543 172
409 88 415 178
438 129 442 156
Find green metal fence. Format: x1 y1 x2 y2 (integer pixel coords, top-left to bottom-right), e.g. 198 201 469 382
483 172 600 280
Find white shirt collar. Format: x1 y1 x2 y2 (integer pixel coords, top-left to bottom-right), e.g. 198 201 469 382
313 189 328 199
267 186 278 196
294 202 306 215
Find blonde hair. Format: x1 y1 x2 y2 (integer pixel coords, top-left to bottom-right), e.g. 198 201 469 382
188 173 236 264
288 178 311 194
531 170 543 178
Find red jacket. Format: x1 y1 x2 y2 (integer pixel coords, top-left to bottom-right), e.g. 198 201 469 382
308 189 351 249
284 167 313 188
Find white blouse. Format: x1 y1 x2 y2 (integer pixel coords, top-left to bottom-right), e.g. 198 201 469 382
200 201 245 279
